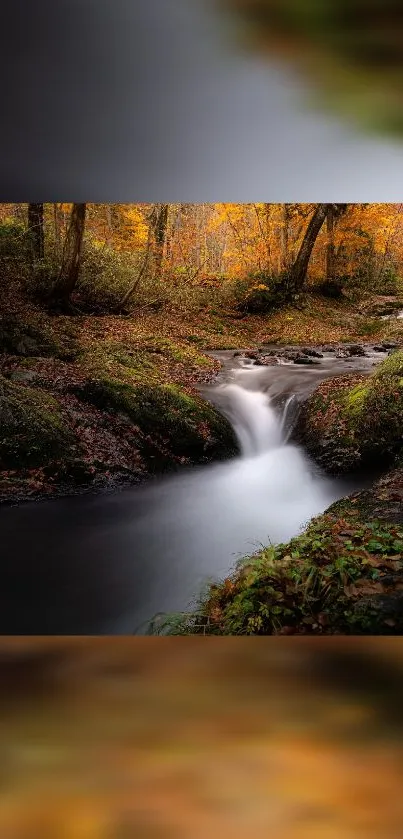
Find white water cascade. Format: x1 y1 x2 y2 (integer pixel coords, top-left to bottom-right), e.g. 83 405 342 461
0 373 361 634
214 383 283 456
119 379 355 631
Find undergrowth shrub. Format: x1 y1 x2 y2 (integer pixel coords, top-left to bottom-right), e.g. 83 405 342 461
236 270 288 313
0 219 30 283
378 266 403 295
349 264 403 296
76 238 167 311
76 240 228 314
313 278 345 299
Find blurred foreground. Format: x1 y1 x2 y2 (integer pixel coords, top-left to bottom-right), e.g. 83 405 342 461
223 0 403 138
1 638 403 837
4 1 403 199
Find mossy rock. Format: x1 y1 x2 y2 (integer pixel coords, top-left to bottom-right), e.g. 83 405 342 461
74 379 238 467
79 337 213 386
0 376 76 468
0 314 79 361
80 342 158 383
294 350 403 473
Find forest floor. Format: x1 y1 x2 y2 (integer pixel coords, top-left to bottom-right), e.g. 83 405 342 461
0 288 402 504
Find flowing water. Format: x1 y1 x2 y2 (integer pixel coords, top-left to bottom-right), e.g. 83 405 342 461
0 348 387 634
381 310 403 320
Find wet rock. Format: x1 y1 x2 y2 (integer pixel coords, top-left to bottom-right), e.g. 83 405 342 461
336 349 349 358
254 356 279 366
9 369 38 384
347 345 366 357
382 341 399 350
322 345 336 353
293 357 319 365
301 348 324 358
373 345 387 352
233 351 242 357
353 592 403 634
15 336 40 356
59 460 96 485
245 351 259 360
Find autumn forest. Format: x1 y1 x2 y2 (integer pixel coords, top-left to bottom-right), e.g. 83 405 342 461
6 202 403 312
0 201 402 639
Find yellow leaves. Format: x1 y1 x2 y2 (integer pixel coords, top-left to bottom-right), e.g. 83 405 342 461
91 239 105 251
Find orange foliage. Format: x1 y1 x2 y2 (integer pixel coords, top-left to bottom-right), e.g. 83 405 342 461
2 203 403 289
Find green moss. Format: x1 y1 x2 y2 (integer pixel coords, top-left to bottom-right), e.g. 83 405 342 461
373 350 403 378
358 318 384 337
0 376 76 468
75 378 238 467
0 313 80 362
79 342 160 387
296 351 403 473
144 337 212 368
344 384 369 416
80 337 213 388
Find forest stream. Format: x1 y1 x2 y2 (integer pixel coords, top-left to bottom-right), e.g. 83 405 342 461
0 345 388 635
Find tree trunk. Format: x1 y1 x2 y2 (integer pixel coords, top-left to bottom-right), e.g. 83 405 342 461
52 203 86 304
105 204 113 244
116 224 154 311
325 203 348 293
149 204 169 273
326 204 335 283
27 203 44 262
53 203 64 261
286 203 328 294
280 204 291 271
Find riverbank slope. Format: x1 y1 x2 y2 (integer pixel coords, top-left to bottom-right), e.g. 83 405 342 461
0 291 402 504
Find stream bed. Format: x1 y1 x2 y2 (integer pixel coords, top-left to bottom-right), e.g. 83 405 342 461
0 344 390 634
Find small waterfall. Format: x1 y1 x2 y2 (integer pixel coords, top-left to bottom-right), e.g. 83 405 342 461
280 393 299 442
0 364 360 634
212 383 283 456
